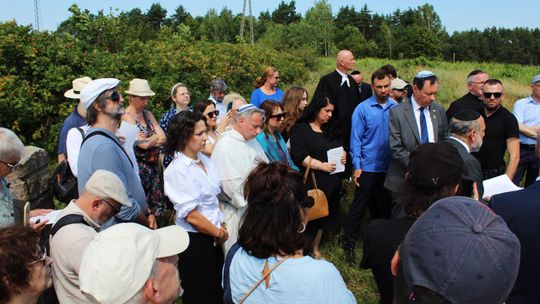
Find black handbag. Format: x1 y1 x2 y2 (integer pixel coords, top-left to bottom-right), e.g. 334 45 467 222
51 159 79 204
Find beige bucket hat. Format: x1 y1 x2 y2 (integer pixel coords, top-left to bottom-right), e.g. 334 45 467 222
124 78 156 97
64 76 92 99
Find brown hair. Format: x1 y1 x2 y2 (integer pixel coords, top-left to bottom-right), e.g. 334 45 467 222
281 86 308 135
253 67 278 88
259 100 282 135
0 226 42 302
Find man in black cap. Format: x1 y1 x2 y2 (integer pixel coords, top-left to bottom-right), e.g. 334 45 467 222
446 70 489 120
361 142 463 304
446 110 485 198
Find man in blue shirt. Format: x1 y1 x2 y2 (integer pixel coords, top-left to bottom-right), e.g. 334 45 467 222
57 77 91 163
512 74 540 187
343 69 397 266
77 78 155 229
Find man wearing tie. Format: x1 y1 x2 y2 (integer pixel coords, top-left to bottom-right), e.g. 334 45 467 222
384 71 448 210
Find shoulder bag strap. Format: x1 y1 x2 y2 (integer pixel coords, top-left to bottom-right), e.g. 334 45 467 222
81 130 134 168
223 243 242 304
239 256 290 304
303 157 312 184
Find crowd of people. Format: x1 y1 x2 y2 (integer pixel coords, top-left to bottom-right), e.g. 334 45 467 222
1 48 539 304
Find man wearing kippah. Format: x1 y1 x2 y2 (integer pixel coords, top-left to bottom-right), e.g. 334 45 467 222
384 71 448 209
512 74 540 187
446 69 489 120
446 109 485 198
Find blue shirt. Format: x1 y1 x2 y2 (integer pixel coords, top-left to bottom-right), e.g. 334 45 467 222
350 96 397 172
77 128 145 227
250 88 284 108
513 96 540 145
58 108 86 155
227 247 356 304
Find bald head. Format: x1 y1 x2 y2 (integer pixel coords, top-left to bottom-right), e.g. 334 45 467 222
336 50 356 73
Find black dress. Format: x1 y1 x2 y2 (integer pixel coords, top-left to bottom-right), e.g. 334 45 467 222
290 122 343 239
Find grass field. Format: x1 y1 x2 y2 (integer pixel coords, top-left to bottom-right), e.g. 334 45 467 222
302 57 536 303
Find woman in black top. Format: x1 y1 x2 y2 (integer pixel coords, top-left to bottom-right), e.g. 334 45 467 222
290 96 346 258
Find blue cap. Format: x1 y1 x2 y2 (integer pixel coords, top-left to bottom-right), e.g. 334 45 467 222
415 70 435 79
531 74 540 85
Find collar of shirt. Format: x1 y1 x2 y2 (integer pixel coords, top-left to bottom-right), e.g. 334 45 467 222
449 136 470 153
411 96 429 112
67 201 100 229
229 128 248 143
527 95 540 104
367 96 396 110
336 69 350 87
175 151 204 167
208 94 221 104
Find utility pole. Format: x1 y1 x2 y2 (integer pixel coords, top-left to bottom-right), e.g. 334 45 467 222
240 0 246 38
239 0 254 44
34 0 41 31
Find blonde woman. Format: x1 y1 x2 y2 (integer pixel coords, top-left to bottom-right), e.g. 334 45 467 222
250 67 284 107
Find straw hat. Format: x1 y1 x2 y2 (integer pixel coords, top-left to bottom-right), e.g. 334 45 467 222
64 76 92 99
124 78 155 97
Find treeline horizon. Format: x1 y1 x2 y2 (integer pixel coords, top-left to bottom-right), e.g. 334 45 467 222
44 1 540 66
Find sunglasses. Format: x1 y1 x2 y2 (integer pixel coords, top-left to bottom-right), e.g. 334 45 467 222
109 91 121 102
269 112 287 120
483 92 503 99
102 199 120 214
1 159 20 171
207 110 220 118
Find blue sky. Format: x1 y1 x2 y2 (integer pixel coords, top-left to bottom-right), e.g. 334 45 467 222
1 0 538 33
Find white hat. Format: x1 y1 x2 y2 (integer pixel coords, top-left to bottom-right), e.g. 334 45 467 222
64 76 92 99
79 223 189 304
391 78 408 90
124 78 156 97
84 170 131 207
80 78 121 110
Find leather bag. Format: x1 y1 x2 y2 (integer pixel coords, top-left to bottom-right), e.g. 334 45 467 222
303 159 329 221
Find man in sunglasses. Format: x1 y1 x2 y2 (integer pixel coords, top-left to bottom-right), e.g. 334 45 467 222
474 79 519 180
446 70 489 120
77 78 154 229
511 74 540 187
50 169 131 303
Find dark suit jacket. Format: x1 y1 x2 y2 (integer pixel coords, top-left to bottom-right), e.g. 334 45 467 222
358 82 373 102
312 70 361 150
384 99 448 192
490 181 540 304
445 138 484 198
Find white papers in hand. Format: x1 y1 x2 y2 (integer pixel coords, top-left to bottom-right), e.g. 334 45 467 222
482 174 522 199
30 210 62 225
327 146 345 175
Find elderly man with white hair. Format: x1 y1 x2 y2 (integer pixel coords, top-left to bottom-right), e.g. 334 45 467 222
79 223 189 304
211 104 268 254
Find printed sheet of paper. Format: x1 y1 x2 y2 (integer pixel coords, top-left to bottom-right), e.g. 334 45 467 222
30 210 62 225
327 146 345 175
482 174 522 199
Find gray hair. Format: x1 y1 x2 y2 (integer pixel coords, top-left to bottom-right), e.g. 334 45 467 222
210 78 227 92
234 107 265 124
0 128 24 162
123 261 158 304
449 117 481 136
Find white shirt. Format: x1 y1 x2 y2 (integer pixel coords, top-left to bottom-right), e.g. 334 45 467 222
411 96 435 143
211 129 268 254
336 69 350 87
164 151 223 233
66 125 90 177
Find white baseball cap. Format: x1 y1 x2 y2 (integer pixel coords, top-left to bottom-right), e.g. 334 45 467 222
79 223 189 304
80 78 120 109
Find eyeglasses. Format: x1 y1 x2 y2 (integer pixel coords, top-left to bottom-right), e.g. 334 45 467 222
1 159 20 171
102 199 120 214
108 91 121 102
28 250 47 266
483 92 503 99
469 81 485 85
269 112 287 120
207 110 220 118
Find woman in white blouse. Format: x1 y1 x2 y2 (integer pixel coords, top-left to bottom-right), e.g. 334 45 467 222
163 111 228 304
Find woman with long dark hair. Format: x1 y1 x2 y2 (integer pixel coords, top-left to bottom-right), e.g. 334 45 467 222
223 162 355 303
163 111 227 304
290 96 347 258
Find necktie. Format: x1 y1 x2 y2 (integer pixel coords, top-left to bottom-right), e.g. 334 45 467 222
420 107 428 144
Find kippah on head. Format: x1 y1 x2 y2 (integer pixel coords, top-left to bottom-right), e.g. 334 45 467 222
350 70 361 75
408 142 463 188
452 109 480 121
415 70 435 79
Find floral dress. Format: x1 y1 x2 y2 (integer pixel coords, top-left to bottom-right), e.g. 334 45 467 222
135 110 165 216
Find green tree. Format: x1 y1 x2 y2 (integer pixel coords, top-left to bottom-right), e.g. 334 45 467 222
271 1 301 25
304 0 334 56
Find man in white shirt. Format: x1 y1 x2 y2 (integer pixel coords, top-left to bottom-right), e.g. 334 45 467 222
211 104 268 254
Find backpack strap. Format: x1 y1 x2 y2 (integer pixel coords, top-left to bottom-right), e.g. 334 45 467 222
223 243 242 304
49 214 90 237
81 130 133 168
